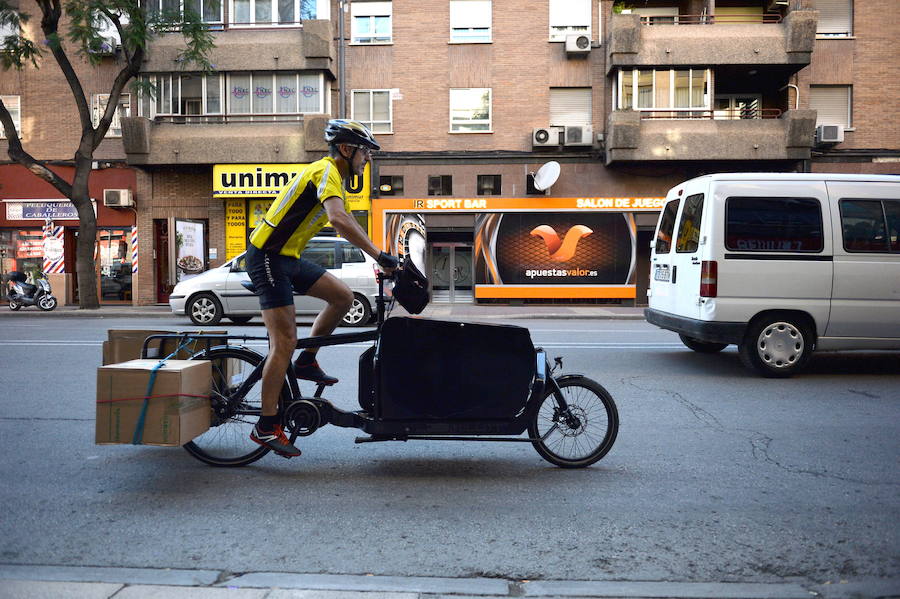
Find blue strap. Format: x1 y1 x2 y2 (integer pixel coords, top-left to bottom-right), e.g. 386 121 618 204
132 336 197 445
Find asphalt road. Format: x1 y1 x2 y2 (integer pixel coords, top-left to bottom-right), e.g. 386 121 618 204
0 315 898 588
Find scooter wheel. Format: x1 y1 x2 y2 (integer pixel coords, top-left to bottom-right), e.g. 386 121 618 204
38 296 57 311
9 300 22 311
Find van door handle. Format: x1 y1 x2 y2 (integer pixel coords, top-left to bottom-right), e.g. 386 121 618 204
672 265 677 284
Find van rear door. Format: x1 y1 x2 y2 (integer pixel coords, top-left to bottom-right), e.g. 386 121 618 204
648 196 681 315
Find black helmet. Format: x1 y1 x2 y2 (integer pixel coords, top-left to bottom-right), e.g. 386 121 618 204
392 259 430 314
324 119 381 151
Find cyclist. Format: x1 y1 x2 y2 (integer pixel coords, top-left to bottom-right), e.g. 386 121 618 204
246 119 399 457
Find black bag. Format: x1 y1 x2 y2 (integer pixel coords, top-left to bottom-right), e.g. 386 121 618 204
392 260 429 314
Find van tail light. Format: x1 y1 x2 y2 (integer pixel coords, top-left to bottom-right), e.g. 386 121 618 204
700 260 717 298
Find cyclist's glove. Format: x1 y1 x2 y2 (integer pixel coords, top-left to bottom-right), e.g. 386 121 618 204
376 251 400 269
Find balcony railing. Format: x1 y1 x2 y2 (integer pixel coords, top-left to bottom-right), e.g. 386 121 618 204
151 113 304 124
639 108 784 120
639 13 783 25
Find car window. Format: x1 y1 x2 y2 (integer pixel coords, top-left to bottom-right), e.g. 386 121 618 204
840 199 893 253
725 197 823 252
231 254 247 272
655 199 679 254
675 193 704 253
302 241 336 269
887 200 900 252
342 245 366 264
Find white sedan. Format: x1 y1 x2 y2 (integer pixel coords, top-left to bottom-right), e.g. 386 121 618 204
169 237 380 327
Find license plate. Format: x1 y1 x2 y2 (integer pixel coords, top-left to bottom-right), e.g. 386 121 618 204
654 265 671 282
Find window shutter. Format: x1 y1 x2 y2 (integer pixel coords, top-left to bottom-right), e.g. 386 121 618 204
450 0 491 28
550 88 591 126
809 86 850 128
351 1 392 17
816 0 852 35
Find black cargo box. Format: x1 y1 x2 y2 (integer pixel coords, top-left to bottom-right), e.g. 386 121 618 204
375 317 536 420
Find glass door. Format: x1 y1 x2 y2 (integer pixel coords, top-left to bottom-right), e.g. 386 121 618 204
430 243 473 303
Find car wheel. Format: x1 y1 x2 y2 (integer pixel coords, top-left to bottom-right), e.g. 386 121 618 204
341 294 372 327
678 334 728 353
738 314 814 378
228 316 253 325
187 293 223 326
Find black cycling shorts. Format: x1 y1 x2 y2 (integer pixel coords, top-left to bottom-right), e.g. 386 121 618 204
245 244 326 310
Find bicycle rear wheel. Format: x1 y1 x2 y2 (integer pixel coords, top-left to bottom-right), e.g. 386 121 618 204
528 376 619 468
184 347 291 467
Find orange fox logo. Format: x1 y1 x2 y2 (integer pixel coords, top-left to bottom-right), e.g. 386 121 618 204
530 225 593 262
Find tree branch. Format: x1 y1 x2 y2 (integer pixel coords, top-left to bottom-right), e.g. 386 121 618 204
1 98 74 197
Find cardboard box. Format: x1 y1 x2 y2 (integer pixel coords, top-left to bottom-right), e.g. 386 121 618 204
96 359 212 446
102 330 227 364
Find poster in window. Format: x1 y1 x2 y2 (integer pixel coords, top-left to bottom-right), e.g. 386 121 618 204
175 220 205 282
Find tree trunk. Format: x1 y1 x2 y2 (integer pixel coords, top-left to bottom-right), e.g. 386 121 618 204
71 157 98 309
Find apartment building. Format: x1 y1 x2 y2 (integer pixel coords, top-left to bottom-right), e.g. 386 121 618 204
1 0 896 306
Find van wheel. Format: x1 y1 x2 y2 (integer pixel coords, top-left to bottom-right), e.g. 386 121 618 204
678 334 727 353
739 315 813 378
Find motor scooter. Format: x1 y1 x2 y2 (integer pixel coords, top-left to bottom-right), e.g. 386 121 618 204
6 271 58 311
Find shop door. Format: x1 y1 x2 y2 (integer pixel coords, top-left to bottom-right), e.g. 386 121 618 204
154 219 172 303
97 228 133 303
430 243 473 303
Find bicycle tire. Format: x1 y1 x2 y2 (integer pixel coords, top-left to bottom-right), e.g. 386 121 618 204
528 376 619 468
184 346 293 467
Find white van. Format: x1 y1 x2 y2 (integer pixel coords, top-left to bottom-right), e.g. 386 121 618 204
645 173 900 377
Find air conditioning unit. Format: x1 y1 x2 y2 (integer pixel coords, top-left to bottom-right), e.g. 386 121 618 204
564 125 594 146
533 126 563 147
103 188 134 207
816 124 844 144
565 34 591 54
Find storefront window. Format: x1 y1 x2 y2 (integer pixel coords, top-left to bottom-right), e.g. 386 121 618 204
98 228 133 301
2 229 44 279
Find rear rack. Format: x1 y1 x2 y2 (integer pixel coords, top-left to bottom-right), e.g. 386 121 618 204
140 330 379 359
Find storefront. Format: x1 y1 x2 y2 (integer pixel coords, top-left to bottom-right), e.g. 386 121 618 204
0 164 136 305
373 196 664 304
212 163 372 260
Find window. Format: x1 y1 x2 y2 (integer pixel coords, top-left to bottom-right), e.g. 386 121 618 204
675 194 704 253
840 199 899 253
526 174 545 195
301 241 336 269
230 0 323 26
352 89 392 133
633 7 678 25
137 72 324 120
341 244 366 264
810 85 851 129
379 175 404 196
92 94 131 137
550 88 591 126
146 0 224 24
714 95 762 120
477 175 501 196
548 0 590 41
428 175 452 196
450 0 491 43
616 69 709 116
0 96 20 139
450 88 491 132
351 1 392 44
725 197 823 252
655 199 679 254
816 0 852 36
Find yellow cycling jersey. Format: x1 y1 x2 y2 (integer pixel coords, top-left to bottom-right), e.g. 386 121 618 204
248 156 347 258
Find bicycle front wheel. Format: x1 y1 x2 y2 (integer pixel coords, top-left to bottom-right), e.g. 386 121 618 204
528 376 619 468
184 347 290 467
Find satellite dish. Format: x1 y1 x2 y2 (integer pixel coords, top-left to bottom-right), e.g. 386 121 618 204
532 161 560 191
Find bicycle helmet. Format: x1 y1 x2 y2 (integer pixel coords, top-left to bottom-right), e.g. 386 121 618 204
392 259 430 315
324 119 381 151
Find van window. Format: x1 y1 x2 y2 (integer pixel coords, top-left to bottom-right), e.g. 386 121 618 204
675 193 704 253
840 199 893 253
655 199 680 254
725 197 823 252
302 241 336 269
887 201 900 252
342 245 366 264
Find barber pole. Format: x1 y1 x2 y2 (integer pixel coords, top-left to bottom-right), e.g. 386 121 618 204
131 227 138 274
41 220 66 274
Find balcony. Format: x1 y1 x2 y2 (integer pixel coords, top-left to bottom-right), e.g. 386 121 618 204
605 109 817 164
120 115 330 166
142 20 335 75
607 10 817 75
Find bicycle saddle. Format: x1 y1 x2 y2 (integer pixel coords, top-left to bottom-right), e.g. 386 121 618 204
241 281 260 295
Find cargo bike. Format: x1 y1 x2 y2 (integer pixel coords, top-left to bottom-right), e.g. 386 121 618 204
143 267 619 468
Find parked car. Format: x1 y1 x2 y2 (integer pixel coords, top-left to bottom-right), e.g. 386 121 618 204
169 237 380 327
645 173 900 377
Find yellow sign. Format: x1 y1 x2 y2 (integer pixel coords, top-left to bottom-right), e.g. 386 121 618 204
224 199 246 260
213 163 371 210
395 197 666 212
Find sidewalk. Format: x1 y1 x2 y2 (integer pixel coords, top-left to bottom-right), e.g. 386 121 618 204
0 302 647 321
3 565 897 599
